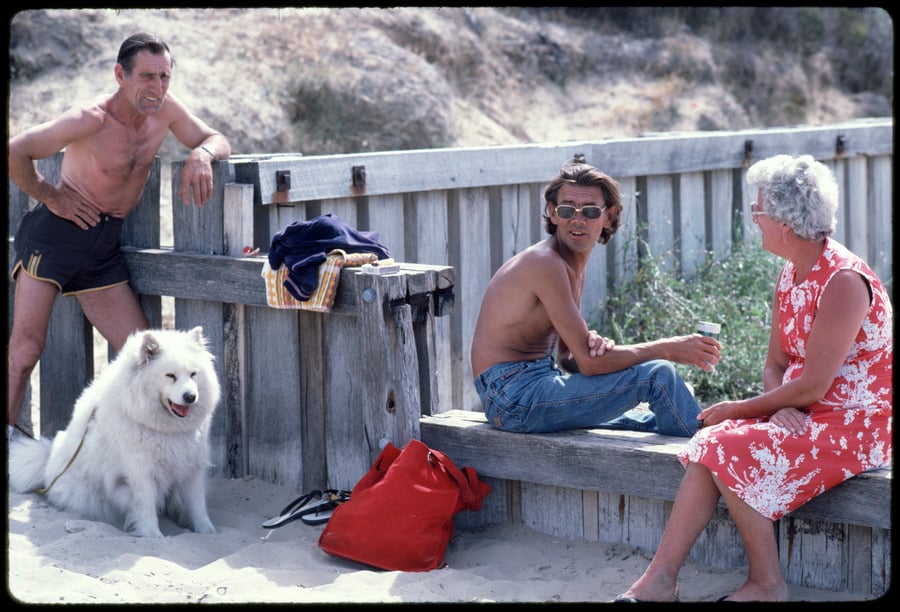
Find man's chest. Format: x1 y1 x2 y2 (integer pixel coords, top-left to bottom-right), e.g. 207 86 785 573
88 121 168 179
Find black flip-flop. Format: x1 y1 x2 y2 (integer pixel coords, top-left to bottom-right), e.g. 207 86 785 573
300 489 350 526
299 501 337 525
262 490 324 529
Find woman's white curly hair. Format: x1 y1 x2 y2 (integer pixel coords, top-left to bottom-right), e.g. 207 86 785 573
746 154 839 240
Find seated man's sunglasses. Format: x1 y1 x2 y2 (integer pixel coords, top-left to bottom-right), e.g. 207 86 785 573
554 204 605 219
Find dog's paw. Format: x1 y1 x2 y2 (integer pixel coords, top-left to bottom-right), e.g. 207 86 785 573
193 517 216 534
129 524 165 538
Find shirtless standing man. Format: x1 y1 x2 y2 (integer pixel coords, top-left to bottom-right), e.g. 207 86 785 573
470 161 720 436
7 33 231 439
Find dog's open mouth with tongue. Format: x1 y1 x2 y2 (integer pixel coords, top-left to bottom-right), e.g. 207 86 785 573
167 400 191 418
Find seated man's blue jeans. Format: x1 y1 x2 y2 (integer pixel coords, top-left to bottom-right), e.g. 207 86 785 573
473 356 700 437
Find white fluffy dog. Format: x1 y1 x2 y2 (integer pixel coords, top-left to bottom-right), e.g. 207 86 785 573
8 326 221 538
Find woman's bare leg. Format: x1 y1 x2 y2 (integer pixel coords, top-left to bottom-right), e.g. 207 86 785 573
616 462 720 602
714 479 789 602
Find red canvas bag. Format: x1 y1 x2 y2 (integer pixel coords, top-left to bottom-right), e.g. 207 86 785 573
318 439 492 571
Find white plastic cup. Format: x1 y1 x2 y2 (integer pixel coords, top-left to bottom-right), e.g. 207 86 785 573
697 321 721 338
697 321 721 373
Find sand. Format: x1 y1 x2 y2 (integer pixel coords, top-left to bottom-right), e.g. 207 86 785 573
6 474 875 604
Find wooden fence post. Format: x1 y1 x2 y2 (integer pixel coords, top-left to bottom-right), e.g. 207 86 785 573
219 182 255 478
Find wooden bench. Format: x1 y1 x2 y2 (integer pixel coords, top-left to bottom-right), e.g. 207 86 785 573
420 409 891 597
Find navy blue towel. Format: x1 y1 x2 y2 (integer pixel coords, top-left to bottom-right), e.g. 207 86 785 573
268 214 391 301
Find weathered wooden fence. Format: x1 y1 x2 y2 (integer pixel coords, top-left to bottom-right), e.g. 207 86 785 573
8 118 893 494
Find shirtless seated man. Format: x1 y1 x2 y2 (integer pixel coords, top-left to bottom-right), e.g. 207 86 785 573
470 161 720 437
7 32 231 439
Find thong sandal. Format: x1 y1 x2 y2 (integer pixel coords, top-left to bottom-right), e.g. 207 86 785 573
262 490 325 529
300 489 351 526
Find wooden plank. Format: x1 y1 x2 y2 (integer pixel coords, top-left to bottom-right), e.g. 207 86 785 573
217 183 256 479
625 496 669 552
412 190 453 414
412 286 439 416
452 187 492 411
122 248 452 312
322 270 426 489
246 142 597 204
39 298 92 437
171 160 232 253
787 470 892 529
231 120 891 203
245 306 303 488
223 183 256 255
597 119 893 177
366 193 405 261
356 275 422 453
781 517 849 592
420 411 691 500
826 160 846 246
521 482 584 541
843 157 868 258
871 527 890 596
868 155 892 281
322 308 370 491
597 490 627 543
499 184 534 261
526 183 544 245
124 249 271 306
737 166 755 247
646 174 675 272
407 191 456 414
582 490 600 542
846 523 873 595
420 410 893 529
299 310 328 490
219 302 246 478
678 170 705 277
609 176 640 288
707 169 732 259
412 190 451 265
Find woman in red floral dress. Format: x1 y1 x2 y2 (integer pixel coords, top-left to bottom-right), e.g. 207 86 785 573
616 154 893 603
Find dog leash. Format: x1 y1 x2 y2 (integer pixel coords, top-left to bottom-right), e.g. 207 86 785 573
35 407 96 495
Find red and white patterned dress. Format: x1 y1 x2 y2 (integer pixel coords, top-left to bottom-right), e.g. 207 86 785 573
679 238 893 520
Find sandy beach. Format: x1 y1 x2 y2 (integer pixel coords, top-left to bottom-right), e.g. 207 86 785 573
6 474 876 604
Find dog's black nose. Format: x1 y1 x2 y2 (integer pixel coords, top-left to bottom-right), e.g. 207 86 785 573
182 392 197 404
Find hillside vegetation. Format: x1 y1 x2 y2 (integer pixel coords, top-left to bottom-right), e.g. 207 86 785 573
8 7 892 163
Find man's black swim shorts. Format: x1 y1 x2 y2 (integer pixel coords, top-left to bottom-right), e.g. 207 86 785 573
11 203 130 295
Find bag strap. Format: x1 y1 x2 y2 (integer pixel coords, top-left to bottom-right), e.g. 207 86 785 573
421 442 485 511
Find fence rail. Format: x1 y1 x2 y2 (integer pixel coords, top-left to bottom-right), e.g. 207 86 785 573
8 118 892 490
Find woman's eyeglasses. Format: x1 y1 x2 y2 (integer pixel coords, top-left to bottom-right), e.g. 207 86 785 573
750 201 768 217
555 204 605 219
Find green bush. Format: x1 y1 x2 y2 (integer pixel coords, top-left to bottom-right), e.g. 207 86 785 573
597 240 783 406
